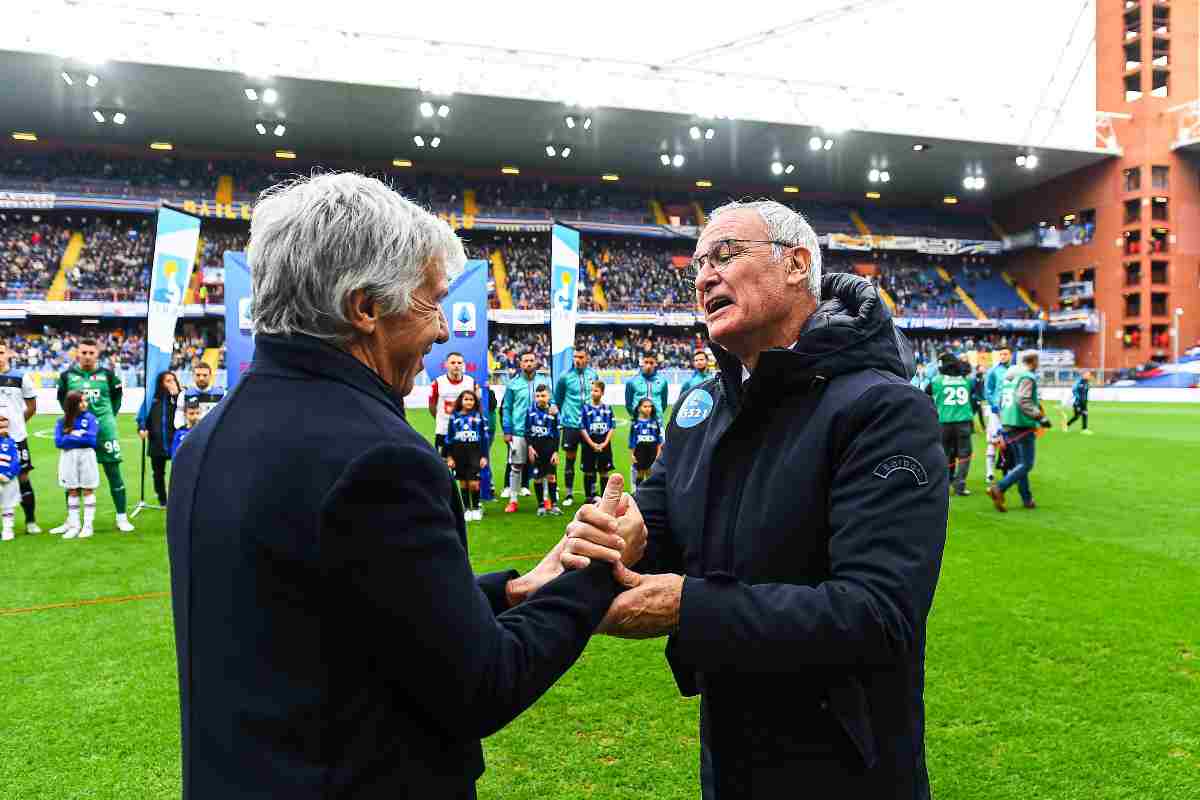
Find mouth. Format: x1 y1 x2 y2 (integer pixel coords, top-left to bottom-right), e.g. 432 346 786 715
704 296 734 317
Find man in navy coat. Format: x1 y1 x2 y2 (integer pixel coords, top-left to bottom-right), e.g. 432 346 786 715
562 201 948 798
167 173 640 799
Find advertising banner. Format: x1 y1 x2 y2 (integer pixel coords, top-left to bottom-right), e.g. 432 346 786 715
549 224 581 387
222 251 255 391
140 207 201 419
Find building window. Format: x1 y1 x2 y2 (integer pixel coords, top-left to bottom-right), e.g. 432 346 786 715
1151 292 1168 316
1124 199 1141 224
1150 228 1168 254
1118 261 1137 286
1151 324 1170 349
1151 260 1167 284
1151 197 1168 221
1123 324 1142 349
1152 38 1169 68
1123 166 1141 191
1124 230 1141 255
1124 73 1142 103
1151 165 1169 189
1125 293 1142 317
1152 4 1168 36
1151 69 1169 98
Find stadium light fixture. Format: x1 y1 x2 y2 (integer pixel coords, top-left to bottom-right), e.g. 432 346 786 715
784 164 795 175
771 161 784 176
255 122 267 135
808 136 822 151
582 116 592 130
244 88 258 101
868 168 880 183
392 159 413 167
975 176 986 190
413 135 425 148
564 115 576 129
912 143 928 152
659 153 671 166
419 101 434 118
273 124 286 137
602 173 620 181
262 88 278 105
823 138 834 150
92 110 105 123
561 147 571 158
704 127 715 140
672 153 685 168
865 191 881 199
437 104 450 118
545 145 556 157
430 137 441 148
1015 155 1026 167
149 142 173 151
880 170 890 183
85 73 99 88
943 196 958 204
501 166 520 175
61 72 74 86
783 186 799 193
275 150 296 159
11 132 38 142
689 126 701 140
112 112 126 125
695 179 713 188
1026 154 1039 169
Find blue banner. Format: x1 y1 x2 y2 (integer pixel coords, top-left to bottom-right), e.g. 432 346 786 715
223 251 255 391
141 207 201 419
550 224 581 387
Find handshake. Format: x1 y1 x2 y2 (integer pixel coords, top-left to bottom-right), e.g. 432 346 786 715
505 474 683 639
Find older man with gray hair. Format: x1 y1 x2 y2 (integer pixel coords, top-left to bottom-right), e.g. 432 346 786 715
166 172 638 800
562 200 949 798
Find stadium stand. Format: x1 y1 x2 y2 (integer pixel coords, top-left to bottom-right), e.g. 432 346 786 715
0 214 68 298
65 216 153 301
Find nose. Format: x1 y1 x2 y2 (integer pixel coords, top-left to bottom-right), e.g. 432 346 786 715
694 262 720 295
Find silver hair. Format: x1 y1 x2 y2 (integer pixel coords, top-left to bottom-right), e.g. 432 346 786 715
708 200 823 297
247 172 465 343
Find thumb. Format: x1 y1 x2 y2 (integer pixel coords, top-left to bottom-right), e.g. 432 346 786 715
614 492 630 518
613 562 643 589
597 473 624 515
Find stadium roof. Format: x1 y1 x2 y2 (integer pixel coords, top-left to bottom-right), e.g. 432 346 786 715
3 0 1101 150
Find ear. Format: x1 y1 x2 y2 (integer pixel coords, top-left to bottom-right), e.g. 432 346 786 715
784 246 811 288
345 289 378 336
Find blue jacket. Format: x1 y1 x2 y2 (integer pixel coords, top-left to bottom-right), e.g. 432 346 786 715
447 411 490 451
625 370 670 420
55 411 99 450
0 436 21 481
525 405 560 446
500 371 542 436
580 403 615 445
137 390 179 459
628 417 663 450
634 274 946 798
984 360 1010 411
553 366 599 429
165 334 618 800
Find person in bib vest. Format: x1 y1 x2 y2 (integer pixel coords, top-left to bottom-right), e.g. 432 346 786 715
988 350 1052 512
926 350 976 496
429 352 475 459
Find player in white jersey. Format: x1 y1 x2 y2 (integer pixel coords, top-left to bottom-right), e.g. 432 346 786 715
0 341 40 533
427 352 476 459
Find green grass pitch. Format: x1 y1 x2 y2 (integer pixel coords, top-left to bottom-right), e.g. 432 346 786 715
1 403 1198 798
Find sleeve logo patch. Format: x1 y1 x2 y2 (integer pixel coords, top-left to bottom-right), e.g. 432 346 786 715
873 454 929 486
675 388 714 429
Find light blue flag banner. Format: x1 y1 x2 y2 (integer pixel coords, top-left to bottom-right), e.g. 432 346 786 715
223 251 255 391
550 224 581 388
141 206 201 419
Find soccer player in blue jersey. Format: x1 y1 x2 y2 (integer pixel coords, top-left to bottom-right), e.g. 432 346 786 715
1062 371 1093 435
170 399 202 459
0 413 23 541
446 389 490 521
628 397 663 486
578 380 616 503
526 385 562 516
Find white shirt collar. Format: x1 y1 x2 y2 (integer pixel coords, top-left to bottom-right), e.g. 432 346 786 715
741 342 798 384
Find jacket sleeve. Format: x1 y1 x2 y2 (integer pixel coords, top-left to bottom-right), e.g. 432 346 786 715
671 383 948 671
624 380 636 418
323 443 620 739
56 371 69 410
553 374 567 412
500 383 514 435
1016 377 1041 418
109 370 123 414
657 380 669 417
136 399 150 431
78 413 99 448
428 379 439 417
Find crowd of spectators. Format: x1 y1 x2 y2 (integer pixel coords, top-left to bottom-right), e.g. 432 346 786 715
584 237 694 312
489 325 705 372
0 326 145 373
65 217 153 300
496 237 552 311
0 215 67 298
0 150 221 195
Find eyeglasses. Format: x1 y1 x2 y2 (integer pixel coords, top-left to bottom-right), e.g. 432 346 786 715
685 238 796 282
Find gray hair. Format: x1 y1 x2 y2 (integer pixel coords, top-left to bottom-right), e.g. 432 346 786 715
247 172 465 343
708 200 823 297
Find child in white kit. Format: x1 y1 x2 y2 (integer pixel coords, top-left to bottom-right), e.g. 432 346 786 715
0 413 23 541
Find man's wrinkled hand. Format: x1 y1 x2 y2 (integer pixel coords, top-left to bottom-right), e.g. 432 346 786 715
560 474 646 587
597 573 683 639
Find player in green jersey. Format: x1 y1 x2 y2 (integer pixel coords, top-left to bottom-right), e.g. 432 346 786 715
55 339 134 532
926 351 976 496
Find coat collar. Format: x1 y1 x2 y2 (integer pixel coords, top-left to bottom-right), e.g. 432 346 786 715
251 334 406 418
